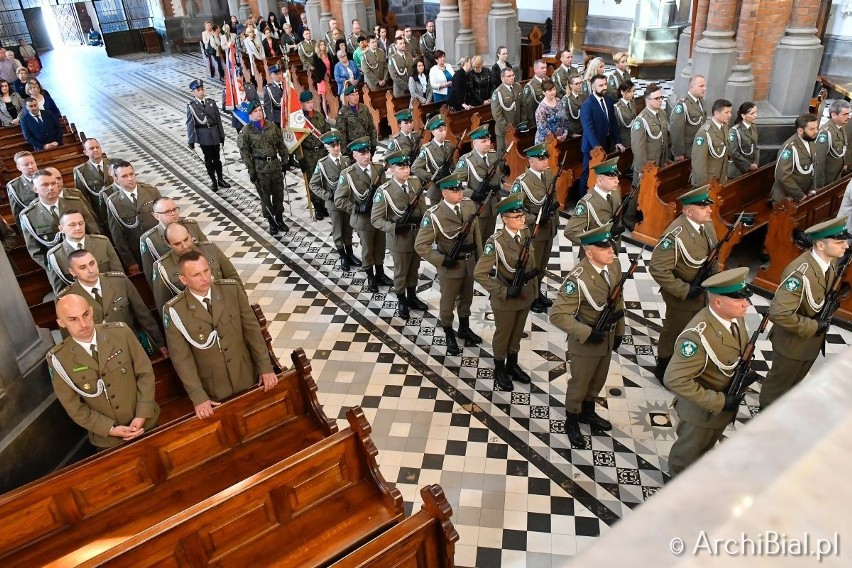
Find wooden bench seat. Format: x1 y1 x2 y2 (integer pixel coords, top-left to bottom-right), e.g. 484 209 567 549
361 85 395 138
587 146 634 195
504 122 538 182
17 267 51 306
84 406 401 568
386 90 414 135
328 485 458 568
0 349 336 568
630 159 691 246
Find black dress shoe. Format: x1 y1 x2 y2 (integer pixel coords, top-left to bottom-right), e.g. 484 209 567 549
539 293 553 308
366 277 379 293
406 287 428 310
376 271 394 287
267 218 280 235
444 327 462 356
346 246 363 267
210 180 219 191
337 248 350 271
396 293 410 320
217 178 231 188
274 216 289 233
456 326 482 345
493 361 514 391
506 354 531 384
530 298 547 314
579 401 612 431
565 414 586 447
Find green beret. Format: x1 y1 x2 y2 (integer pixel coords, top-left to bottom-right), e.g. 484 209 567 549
344 84 358 95
299 91 313 102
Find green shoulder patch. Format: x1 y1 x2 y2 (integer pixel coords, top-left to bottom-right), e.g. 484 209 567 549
573 203 586 215
783 275 801 292
680 339 699 358
491 91 498 102
729 131 736 142
339 173 345 184
510 181 521 194
314 164 321 174
817 132 828 144
421 216 431 227
633 122 642 131
780 149 792 160
563 280 577 294
418 149 426 160
373 191 383 203
456 160 465 170
152 269 158 281
483 243 495 256
48 367 54 380
695 137 704 146
524 86 531 95
674 103 683 114
140 241 147 253
163 313 170 329
658 237 673 250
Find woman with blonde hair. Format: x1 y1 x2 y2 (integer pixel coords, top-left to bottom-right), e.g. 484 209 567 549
607 52 631 99
312 40 332 115
582 56 605 97
243 25 266 87
467 55 491 106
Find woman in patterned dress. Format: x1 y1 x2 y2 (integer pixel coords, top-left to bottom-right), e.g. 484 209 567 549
534 79 568 144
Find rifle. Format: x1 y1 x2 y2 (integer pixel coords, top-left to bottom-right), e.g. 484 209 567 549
593 256 640 334
470 140 516 203
436 128 467 180
509 234 542 294
690 212 755 288
726 311 771 423
355 162 390 215
610 185 639 234
815 248 852 354
407 131 424 165
530 151 569 239
399 167 442 225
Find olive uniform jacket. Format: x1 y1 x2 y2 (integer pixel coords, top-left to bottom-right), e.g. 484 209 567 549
309 154 352 210
140 219 207 286
361 48 388 89
414 198 483 278
649 215 717 308
105 183 162 269
669 95 706 158
456 150 501 221
388 130 421 162
770 134 816 204
21 196 101 270
46 235 123 294
614 99 636 150
412 139 455 202
58 272 165 349
335 161 386 231
689 120 729 188
768 251 836 362
152 241 241 314
510 168 558 242
297 39 316 70
814 120 849 188
491 83 523 133
606 68 632 99
47 322 159 448
474 228 538 310
164 280 273 406
336 103 378 150
563 187 622 245
521 76 546 126
387 50 413 93
664 308 746 427
73 158 114 227
5 175 36 221
553 64 580 97
630 107 670 186
561 92 586 137
727 122 759 179
550 256 626 356
371 177 426 252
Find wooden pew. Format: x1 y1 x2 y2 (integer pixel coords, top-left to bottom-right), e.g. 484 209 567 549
0 349 337 568
0 117 73 143
361 85 395 138
386 89 413 135
84 406 403 568
442 103 493 154
411 98 444 137
17 267 52 306
328 484 458 568
543 134 575 209
0 131 80 159
707 163 775 270
586 146 634 195
630 159 692 246
504 122 538 182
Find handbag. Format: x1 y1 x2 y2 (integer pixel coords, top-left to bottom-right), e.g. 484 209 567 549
204 39 216 57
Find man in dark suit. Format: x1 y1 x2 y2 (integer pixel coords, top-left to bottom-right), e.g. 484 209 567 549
20 97 63 151
579 74 624 197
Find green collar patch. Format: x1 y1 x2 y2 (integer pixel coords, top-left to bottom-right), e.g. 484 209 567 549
73 365 89 372
680 339 698 358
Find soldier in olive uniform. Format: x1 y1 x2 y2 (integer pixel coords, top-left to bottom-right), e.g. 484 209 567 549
140 197 207 286
814 100 850 189
310 130 359 270
60 249 167 357
105 160 161 275
361 36 388 90
337 84 378 152
456 125 505 243
770 113 818 205
560 75 586 138
670 75 707 160
388 109 422 161
237 100 289 234
625 84 669 228
152 222 241 314
521 60 547 126
606 52 632 100
298 28 316 70
649 187 718 382
50 295 159 449
73 138 113 231
665 268 758 476
297 90 332 219
564 158 624 259
262 65 285 128
419 21 437 69
46 210 122 294
6 151 38 222
760 217 851 408
551 224 626 447
164 251 277 420
335 136 393 292
492 67 522 155
552 50 580 98
613 81 636 150
415 172 483 355
412 115 456 204
689 99 731 188
510 143 559 313
474 194 538 391
21 169 100 271
727 102 760 180
186 80 229 191
370 150 427 319
388 37 413 97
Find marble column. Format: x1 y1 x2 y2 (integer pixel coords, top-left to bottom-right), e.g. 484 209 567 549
342 0 367 35
319 0 332 38
488 1 520 72
254 0 276 20
629 0 680 65
305 0 322 35
724 0 759 109
364 0 376 31
455 0 476 61
436 0 460 65
569 0 588 58
768 0 824 116
691 0 737 105
239 0 252 21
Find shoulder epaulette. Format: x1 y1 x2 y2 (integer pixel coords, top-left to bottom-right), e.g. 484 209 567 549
218 279 238 285
47 241 63 254
104 271 127 278
56 285 72 297
164 293 183 308
89 234 109 241
427 203 439 213
21 202 37 213
101 321 126 329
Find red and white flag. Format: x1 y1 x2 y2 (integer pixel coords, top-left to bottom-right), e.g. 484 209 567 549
281 71 311 152
224 42 247 123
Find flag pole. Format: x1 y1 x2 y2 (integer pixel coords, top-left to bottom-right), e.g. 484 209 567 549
285 70 315 221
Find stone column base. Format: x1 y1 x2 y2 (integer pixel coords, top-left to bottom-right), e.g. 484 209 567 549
768 28 824 117
436 6 461 65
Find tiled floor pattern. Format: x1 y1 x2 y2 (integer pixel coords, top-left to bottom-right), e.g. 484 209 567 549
37 47 850 567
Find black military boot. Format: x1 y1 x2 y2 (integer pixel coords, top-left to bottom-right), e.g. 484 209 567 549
216 166 230 188
530 296 546 314
565 413 586 447
337 248 350 271
345 245 362 267
539 290 553 308
376 266 394 287
313 198 325 220
266 216 280 235
443 326 462 356
396 291 410 320
579 400 612 431
274 214 289 233
456 317 482 345
406 287 428 310
493 359 514 391
366 267 379 293
506 353 531 384
209 174 218 191
654 356 671 383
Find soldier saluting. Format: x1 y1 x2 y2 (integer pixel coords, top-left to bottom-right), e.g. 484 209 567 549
186 79 230 191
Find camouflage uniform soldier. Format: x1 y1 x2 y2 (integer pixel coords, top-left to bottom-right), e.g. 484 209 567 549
337 84 378 152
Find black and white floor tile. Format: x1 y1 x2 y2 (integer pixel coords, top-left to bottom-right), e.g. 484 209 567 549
38 46 850 567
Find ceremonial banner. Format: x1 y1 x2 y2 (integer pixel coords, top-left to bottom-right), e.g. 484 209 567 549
225 43 248 124
282 71 311 152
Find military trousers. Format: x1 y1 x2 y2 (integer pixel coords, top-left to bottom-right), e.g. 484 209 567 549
437 259 476 327
357 226 386 269
479 211 497 245
257 173 285 219
391 249 421 293
658 291 705 360
668 419 727 477
329 202 353 249
535 236 554 276
495 128 508 155
200 144 223 180
565 341 615 414
392 80 408 98
759 353 816 409
491 305 530 360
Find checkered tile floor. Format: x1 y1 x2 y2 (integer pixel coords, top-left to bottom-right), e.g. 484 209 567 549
37 47 850 567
